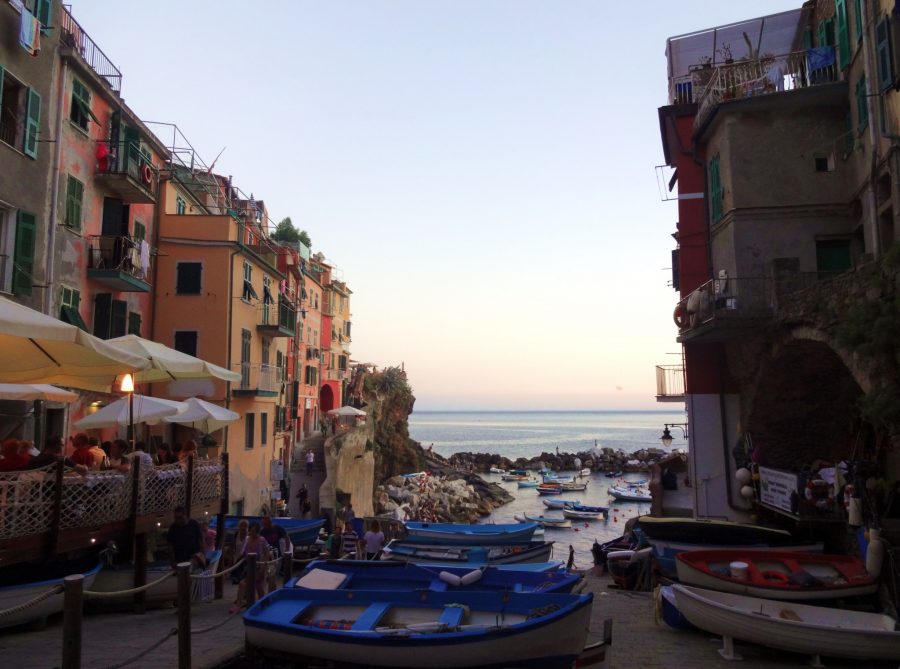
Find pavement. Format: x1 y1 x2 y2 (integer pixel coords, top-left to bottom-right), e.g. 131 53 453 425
287 434 327 519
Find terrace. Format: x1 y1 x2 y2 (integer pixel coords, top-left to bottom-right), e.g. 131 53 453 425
60 5 123 93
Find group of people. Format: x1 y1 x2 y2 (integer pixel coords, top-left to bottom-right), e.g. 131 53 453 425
321 505 385 560
223 516 292 614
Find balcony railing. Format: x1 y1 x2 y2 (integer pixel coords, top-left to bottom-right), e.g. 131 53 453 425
87 235 153 292
693 48 838 130
655 365 685 402
325 369 346 381
258 298 296 337
60 6 123 93
96 141 158 204
234 362 282 395
675 277 774 340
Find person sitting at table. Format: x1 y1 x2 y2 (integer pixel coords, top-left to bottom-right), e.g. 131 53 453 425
70 433 98 468
130 441 154 470
0 439 30 472
27 436 87 475
86 437 107 470
105 439 131 473
166 505 206 570
156 443 175 465
179 440 198 463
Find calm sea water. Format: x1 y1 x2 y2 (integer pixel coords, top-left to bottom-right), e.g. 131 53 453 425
408 410 688 568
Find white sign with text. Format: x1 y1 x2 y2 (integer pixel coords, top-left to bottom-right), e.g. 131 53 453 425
758 466 798 513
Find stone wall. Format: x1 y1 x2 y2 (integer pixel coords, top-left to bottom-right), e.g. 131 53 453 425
321 419 376 517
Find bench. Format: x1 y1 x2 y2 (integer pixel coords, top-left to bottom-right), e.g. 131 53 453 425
438 606 465 628
351 602 393 631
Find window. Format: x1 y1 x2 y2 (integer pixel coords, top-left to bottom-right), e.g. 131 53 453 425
240 329 251 387
133 220 146 241
276 351 284 380
856 75 869 132
92 294 127 339
12 211 35 296
708 154 723 223
818 18 835 48
70 79 92 132
816 239 852 277
814 155 834 172
305 365 317 385
260 413 268 445
835 0 850 69
854 0 863 44
242 261 257 300
176 262 202 294
876 16 894 93
263 275 273 304
175 195 186 215
34 0 52 30
111 299 127 338
65 175 83 230
174 330 198 357
262 339 270 366
127 312 141 336
244 413 255 449
59 286 87 331
339 355 347 371
0 67 41 158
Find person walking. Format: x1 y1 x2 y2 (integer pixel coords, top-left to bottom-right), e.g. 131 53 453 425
363 520 385 560
305 449 315 476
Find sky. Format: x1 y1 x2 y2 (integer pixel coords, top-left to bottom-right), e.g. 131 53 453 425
73 0 798 411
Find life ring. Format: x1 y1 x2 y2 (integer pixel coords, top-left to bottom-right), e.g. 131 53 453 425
673 304 687 329
759 570 790 585
141 164 153 185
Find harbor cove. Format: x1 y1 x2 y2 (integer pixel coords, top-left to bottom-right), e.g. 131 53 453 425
1 1 900 669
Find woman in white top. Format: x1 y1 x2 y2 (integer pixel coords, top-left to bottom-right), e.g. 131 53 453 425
362 520 385 560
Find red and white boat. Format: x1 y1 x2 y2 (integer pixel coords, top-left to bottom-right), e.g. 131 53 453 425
675 549 877 601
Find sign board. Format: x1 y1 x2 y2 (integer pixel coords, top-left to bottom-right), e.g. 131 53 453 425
269 459 284 482
305 398 312 409
758 466 798 513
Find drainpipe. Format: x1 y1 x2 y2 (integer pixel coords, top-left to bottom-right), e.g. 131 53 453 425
861 1 882 258
44 60 67 315
148 167 163 341
223 221 245 453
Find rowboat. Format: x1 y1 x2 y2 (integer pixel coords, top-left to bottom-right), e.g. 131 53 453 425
562 507 603 521
0 557 102 629
402 471 427 479
517 514 572 529
672 584 900 664
382 540 554 566
243 587 594 668
488 467 506 474
212 516 324 546
675 550 877 600
536 484 563 495
501 470 529 481
542 474 573 483
622 479 647 487
659 585 695 630
567 503 608 514
290 559 583 594
577 468 591 477
542 498 581 510
517 479 540 488
604 471 622 478
559 481 588 491
608 486 651 502
403 522 538 546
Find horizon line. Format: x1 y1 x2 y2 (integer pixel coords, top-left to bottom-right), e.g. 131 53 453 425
410 409 682 414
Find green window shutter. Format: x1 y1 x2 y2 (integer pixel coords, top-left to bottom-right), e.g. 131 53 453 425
836 0 850 68
93 293 112 339
128 311 141 336
133 220 146 241
35 0 52 28
0 67 5 116
854 0 863 44
110 299 127 338
24 88 41 159
818 21 827 47
13 212 36 296
708 156 722 223
65 175 83 230
856 75 869 130
876 17 894 92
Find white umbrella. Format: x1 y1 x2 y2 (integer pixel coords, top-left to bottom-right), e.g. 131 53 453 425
327 405 367 417
0 384 79 403
74 394 186 429
0 295 149 392
104 335 241 385
164 397 239 433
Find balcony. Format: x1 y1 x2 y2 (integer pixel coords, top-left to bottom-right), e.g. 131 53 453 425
95 141 158 204
325 369 347 382
693 48 839 132
258 298 296 337
60 6 123 93
655 365 685 402
675 277 774 342
233 362 282 397
87 235 153 292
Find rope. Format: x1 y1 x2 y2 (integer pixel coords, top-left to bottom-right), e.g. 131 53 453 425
189 557 245 580
98 628 176 669
191 606 244 635
84 570 175 598
0 585 63 618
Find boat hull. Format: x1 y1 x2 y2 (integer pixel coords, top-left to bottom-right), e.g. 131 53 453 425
0 559 101 629
673 585 900 661
89 550 222 606
562 509 602 521
649 539 824 579
404 522 538 546
519 515 572 529
383 541 554 566
542 498 581 510
213 516 324 546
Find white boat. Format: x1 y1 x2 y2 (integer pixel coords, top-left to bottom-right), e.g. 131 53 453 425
515 514 572 529
542 498 581 510
577 468 591 477
0 558 101 629
488 467 506 474
672 584 900 664
559 481 588 491
608 486 651 502
562 508 603 521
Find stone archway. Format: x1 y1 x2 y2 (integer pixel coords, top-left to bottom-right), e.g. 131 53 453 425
319 384 335 414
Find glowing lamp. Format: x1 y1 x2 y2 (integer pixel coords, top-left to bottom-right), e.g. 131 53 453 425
120 373 135 393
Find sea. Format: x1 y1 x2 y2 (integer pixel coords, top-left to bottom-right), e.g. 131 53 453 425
408 410 688 569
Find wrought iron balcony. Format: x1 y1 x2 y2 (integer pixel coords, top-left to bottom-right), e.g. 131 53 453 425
258 298 296 337
655 365 685 402
95 140 158 204
87 235 153 292
59 6 123 93
675 277 774 342
233 362 283 397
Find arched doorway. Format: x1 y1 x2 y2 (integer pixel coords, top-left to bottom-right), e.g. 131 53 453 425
319 384 335 414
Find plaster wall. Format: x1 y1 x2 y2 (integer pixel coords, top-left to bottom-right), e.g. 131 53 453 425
320 422 375 517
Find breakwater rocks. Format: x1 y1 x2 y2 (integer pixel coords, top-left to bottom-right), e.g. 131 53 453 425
448 447 670 474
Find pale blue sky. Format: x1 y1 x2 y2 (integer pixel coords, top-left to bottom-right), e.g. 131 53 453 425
74 1 797 410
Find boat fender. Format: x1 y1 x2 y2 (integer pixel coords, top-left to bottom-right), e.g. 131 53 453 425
759 570 790 585
438 571 463 587
673 304 687 329
459 569 483 586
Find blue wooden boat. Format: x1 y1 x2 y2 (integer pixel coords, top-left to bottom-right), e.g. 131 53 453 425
243 587 593 668
211 516 324 546
383 540 554 566
541 498 582 510
567 503 608 513
0 557 102 629
290 559 582 594
516 479 540 488
404 521 538 546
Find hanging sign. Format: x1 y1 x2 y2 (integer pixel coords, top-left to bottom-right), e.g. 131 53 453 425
270 459 284 481
758 466 797 513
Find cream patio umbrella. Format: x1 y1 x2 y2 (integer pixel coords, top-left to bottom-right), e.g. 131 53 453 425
327 405 367 417
163 397 239 433
104 335 241 385
0 295 149 392
0 384 79 402
73 394 186 429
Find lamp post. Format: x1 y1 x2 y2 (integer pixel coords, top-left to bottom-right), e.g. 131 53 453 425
120 373 135 452
660 423 688 447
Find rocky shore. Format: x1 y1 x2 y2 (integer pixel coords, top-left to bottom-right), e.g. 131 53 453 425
447 447 671 474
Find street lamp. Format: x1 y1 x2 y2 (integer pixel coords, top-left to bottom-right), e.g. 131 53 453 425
120 373 135 451
660 423 688 447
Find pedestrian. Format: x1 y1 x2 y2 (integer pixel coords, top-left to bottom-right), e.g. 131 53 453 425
166 506 206 570
363 520 385 560
566 544 575 571
230 522 271 613
305 449 314 476
302 497 312 517
342 503 355 525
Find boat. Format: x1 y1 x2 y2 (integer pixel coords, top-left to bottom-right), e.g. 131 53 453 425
0 557 102 629
501 469 529 481
243 587 594 668
542 474 573 483
591 535 635 571
659 585 695 630
212 516 324 546
675 550 877 600
607 548 652 590
536 484 562 495
604 471 622 478
567 503 608 514
542 498 581 510
577 468 591 477
402 471 428 479
672 584 900 664
290 559 583 594
559 481 588 491
403 522 538 546
517 514 572 529
488 467 506 474
562 508 603 521
382 540 554 566
516 479 540 488
608 486 652 502
622 479 648 487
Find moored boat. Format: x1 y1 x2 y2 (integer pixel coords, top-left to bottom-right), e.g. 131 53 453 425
518 514 572 529
559 481 588 491
403 522 538 546
290 559 582 594
517 479 540 488
562 507 603 521
604 471 622 478
536 484 562 495
382 540 554 566
672 584 900 664
675 550 877 600
608 486 651 502
577 468 591 477
501 469 529 481
243 587 594 668
0 557 102 629
542 498 581 510
212 516 324 546
488 467 506 474
567 503 608 514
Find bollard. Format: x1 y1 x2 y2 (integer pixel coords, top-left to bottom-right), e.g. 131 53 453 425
176 561 191 669
62 574 84 669
246 553 258 607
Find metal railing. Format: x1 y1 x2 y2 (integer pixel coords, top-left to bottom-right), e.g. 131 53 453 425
60 6 123 93
676 277 774 335
236 363 282 393
258 298 296 334
87 235 154 283
97 140 159 194
655 365 685 400
0 121 18 148
694 48 838 130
